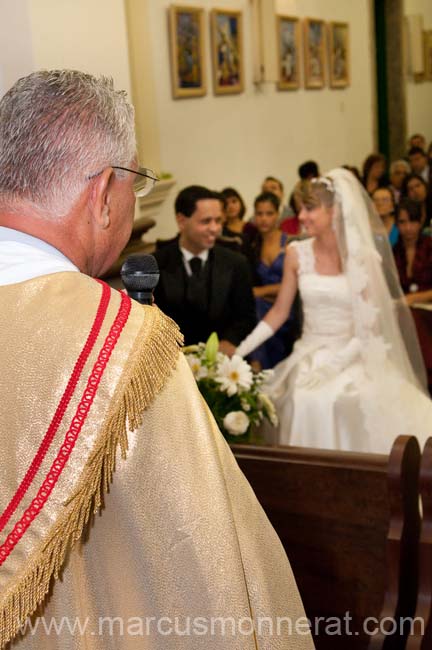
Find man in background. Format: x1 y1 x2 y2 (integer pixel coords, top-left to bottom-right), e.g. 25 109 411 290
408 146 430 184
408 133 426 151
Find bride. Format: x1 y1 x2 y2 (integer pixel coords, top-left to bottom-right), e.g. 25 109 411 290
236 168 432 453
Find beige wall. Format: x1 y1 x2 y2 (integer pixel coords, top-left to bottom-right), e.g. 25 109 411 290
0 0 131 100
145 0 375 238
404 0 432 144
0 0 34 94
28 0 132 96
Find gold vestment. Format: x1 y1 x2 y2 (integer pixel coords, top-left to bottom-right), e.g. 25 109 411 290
0 272 314 649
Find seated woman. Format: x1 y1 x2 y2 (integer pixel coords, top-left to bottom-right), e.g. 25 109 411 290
372 186 398 245
249 192 300 369
219 187 257 262
401 173 432 230
362 153 388 195
220 187 247 237
393 198 432 305
236 169 432 454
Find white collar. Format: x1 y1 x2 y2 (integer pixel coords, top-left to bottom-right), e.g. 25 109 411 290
0 226 79 285
179 246 209 264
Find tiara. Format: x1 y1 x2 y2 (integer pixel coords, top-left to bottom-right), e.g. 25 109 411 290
311 176 335 192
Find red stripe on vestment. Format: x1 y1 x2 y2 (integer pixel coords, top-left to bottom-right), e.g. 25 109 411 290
0 279 110 535
0 287 132 566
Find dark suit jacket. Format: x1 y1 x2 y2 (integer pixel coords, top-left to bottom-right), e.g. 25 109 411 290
153 242 256 346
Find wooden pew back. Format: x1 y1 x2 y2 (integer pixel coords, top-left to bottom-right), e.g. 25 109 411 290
406 436 432 650
231 436 421 650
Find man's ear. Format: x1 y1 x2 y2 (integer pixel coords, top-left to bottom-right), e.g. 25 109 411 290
176 212 187 232
89 168 114 229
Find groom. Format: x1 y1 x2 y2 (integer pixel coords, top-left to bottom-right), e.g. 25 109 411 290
153 185 256 354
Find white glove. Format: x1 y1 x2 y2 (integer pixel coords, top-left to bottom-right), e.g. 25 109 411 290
236 321 274 358
298 337 362 389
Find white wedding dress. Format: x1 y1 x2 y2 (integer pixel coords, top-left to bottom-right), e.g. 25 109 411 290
264 237 432 454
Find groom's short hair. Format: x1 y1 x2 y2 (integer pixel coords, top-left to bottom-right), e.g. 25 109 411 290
175 185 224 217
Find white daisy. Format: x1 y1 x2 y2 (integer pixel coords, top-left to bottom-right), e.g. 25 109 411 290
216 355 253 396
186 354 208 380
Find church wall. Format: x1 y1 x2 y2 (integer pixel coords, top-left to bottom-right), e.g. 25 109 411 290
404 0 432 144
27 0 132 97
0 0 34 95
146 0 375 238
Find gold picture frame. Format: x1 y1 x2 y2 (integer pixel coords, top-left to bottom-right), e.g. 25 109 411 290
276 16 301 90
168 5 206 99
328 22 350 88
210 9 244 94
424 30 432 81
303 18 326 89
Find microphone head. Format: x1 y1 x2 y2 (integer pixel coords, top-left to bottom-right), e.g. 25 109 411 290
121 254 160 293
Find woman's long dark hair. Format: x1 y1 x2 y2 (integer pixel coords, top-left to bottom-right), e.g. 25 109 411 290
362 153 387 186
220 187 246 219
401 173 432 227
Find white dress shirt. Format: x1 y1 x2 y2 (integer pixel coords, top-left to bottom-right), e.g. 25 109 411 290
420 166 430 184
179 246 209 277
0 226 78 285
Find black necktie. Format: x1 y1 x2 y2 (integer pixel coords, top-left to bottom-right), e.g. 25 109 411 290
190 257 202 276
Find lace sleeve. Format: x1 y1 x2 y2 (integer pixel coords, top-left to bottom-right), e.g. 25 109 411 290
290 238 314 276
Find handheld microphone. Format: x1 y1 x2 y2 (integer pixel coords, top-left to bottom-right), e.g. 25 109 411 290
121 254 160 305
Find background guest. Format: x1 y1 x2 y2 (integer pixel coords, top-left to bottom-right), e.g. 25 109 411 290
298 160 320 181
220 187 247 236
261 175 285 202
342 165 362 181
393 198 432 305
362 153 388 194
219 186 256 262
372 186 398 246
427 141 432 165
249 192 299 368
401 173 432 229
408 146 430 183
408 133 427 151
389 159 410 204
261 174 294 225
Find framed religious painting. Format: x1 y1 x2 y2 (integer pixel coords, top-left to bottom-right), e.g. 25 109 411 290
303 18 326 88
210 9 244 94
328 22 350 87
168 5 206 99
424 30 432 81
276 16 301 90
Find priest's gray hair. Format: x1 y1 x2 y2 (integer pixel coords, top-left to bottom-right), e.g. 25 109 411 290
0 70 136 218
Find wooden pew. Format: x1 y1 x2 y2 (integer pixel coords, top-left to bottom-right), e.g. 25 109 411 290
406 437 432 650
231 436 421 650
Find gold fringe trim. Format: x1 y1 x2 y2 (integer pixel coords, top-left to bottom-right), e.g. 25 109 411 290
0 305 183 649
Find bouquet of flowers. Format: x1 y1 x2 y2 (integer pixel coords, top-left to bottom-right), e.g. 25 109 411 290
184 333 278 442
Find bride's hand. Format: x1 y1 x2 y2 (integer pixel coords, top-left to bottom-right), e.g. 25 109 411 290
297 365 338 389
297 337 362 389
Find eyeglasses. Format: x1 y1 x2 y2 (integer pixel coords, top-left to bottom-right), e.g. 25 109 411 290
112 166 159 197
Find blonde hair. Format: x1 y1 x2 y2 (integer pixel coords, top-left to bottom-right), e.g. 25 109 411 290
299 178 335 209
